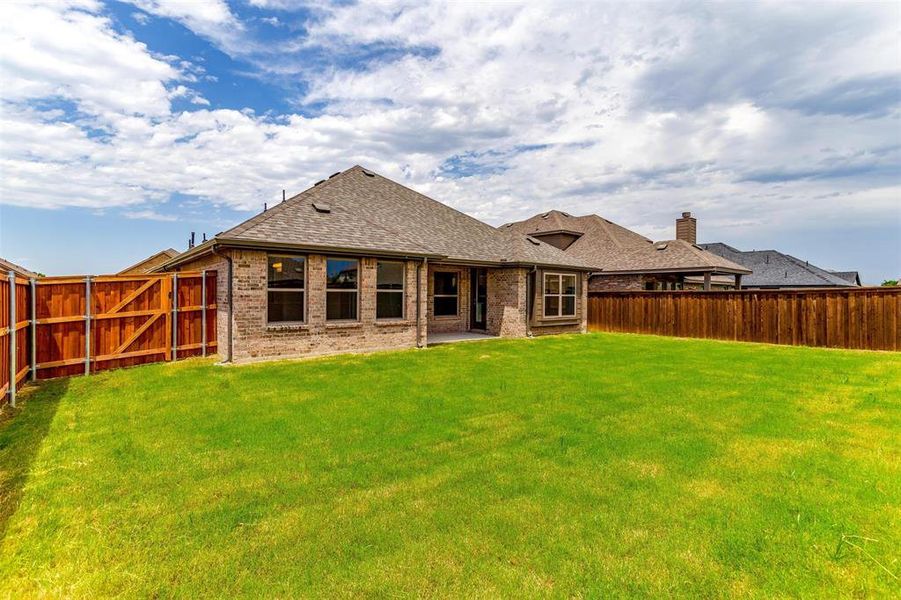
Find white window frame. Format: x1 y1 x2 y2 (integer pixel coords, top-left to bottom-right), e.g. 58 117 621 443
326 257 360 321
376 260 405 320
267 254 306 324
543 272 577 318
433 271 459 317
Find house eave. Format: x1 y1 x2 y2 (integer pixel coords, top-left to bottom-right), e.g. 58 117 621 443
157 237 446 270
158 237 593 272
595 265 752 276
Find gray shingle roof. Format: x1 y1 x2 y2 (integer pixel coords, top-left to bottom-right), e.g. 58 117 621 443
504 211 750 274
828 270 862 286
118 248 180 275
700 243 858 287
168 167 591 270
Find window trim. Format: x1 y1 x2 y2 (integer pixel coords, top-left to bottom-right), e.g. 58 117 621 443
376 260 406 321
266 253 307 324
433 270 460 318
326 256 360 322
543 272 578 318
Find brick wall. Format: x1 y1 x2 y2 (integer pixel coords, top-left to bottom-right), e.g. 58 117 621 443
178 249 586 362
589 273 647 291
182 249 427 363
487 267 528 337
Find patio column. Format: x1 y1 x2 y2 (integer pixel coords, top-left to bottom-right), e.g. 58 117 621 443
703 272 711 291
735 274 742 290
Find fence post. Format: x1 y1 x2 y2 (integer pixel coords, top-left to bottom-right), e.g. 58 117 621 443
201 270 207 357
30 278 36 382
8 271 16 408
171 274 178 361
84 276 91 376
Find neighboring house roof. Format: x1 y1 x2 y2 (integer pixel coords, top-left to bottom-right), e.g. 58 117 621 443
119 248 181 275
0 257 39 279
503 210 750 275
163 167 592 271
699 243 858 288
829 270 862 286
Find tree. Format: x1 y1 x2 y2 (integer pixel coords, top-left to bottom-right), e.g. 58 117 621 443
881 279 899 287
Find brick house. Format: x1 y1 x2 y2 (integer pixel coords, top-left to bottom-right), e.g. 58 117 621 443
504 211 750 291
159 166 592 363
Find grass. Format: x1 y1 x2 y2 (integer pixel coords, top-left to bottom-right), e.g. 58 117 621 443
0 333 898 598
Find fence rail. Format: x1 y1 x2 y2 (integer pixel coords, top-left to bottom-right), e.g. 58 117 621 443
2 271 217 406
588 287 900 351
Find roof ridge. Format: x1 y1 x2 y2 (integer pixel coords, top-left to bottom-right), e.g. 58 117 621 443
587 215 629 249
781 253 845 284
222 168 353 239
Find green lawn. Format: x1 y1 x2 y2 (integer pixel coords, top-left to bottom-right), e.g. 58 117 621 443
1 333 898 597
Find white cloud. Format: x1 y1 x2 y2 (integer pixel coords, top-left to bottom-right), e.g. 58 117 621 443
168 85 210 106
123 0 249 55
0 1 179 117
122 209 178 221
0 0 898 273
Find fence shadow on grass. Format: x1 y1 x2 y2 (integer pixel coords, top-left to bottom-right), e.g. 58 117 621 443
0 378 69 542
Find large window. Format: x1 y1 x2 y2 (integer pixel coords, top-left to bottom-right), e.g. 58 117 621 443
326 258 359 320
433 271 458 317
267 255 305 323
543 273 577 317
376 261 405 319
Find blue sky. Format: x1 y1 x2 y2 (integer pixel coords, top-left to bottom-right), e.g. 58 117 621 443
1 0 899 283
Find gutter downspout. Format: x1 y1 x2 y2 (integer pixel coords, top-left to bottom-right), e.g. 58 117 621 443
416 257 427 348
526 265 537 337
212 245 233 363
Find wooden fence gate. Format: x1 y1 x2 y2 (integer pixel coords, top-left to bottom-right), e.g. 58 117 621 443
1 271 216 406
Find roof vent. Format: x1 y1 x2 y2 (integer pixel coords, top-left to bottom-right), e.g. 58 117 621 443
328 171 341 179
656 242 668 250
312 202 331 213
541 212 550 219
314 179 325 186
361 168 375 177
526 236 541 245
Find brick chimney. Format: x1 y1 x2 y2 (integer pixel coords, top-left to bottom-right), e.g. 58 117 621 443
676 211 697 244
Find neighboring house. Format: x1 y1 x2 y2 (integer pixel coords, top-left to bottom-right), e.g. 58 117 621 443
504 211 750 290
699 243 861 289
119 248 180 275
0 257 40 279
158 166 592 363
829 271 862 286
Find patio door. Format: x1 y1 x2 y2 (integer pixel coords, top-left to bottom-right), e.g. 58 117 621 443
470 268 487 330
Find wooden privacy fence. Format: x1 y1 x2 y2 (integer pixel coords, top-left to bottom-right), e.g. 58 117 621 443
588 287 900 351
1 271 217 407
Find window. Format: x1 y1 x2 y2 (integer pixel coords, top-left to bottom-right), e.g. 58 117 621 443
376 261 405 319
267 255 305 322
433 271 458 316
543 273 577 317
326 258 359 320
